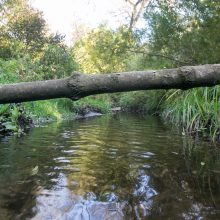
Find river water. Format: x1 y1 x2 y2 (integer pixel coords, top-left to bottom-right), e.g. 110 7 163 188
0 114 220 219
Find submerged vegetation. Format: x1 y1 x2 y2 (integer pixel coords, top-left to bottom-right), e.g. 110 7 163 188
0 0 220 140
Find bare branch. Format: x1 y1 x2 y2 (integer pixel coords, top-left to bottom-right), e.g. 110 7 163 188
127 0 149 30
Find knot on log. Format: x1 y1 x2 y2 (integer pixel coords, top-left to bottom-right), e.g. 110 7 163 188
178 66 197 90
67 72 84 100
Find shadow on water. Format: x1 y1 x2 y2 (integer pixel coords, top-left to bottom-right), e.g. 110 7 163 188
0 113 220 219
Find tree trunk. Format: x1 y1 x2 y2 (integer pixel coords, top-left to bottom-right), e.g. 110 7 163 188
0 64 220 104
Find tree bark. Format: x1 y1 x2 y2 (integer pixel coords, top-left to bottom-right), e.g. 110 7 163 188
0 64 220 104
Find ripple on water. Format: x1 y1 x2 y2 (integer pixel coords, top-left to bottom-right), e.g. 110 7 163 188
0 114 220 220
32 172 157 220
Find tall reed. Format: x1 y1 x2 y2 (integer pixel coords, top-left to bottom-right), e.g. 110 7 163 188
162 86 220 140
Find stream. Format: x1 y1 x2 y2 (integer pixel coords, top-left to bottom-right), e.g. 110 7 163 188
0 114 220 219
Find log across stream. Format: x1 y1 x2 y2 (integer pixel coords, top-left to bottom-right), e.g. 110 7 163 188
0 64 220 104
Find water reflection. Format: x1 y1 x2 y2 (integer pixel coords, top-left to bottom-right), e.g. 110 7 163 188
32 172 157 220
0 114 220 219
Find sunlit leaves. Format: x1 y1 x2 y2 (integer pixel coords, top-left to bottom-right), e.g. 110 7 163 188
73 25 136 73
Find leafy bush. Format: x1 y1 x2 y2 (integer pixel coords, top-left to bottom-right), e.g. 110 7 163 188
119 91 164 113
0 104 32 134
71 95 111 115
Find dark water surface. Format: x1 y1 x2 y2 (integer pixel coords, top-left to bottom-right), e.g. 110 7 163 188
0 114 220 219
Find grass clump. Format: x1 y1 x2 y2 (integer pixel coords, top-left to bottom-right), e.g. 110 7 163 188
162 87 220 140
24 100 65 122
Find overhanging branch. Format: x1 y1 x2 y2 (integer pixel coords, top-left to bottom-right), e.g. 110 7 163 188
0 64 220 104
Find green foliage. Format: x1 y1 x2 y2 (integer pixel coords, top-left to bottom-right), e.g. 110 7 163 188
0 0 219 142
162 87 220 139
0 0 78 133
0 59 19 82
118 91 164 113
38 44 77 79
24 100 72 121
0 0 77 80
0 104 32 133
0 0 47 56
71 96 111 115
143 0 220 66
74 25 135 73
0 56 42 82
129 0 220 139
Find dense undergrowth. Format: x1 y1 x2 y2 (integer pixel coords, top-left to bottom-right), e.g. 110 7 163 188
0 98 111 134
117 87 220 141
1 59 220 141
0 57 111 134
118 91 164 113
162 87 220 140
0 104 32 134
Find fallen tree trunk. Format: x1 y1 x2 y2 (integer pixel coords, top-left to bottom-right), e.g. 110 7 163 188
0 64 220 104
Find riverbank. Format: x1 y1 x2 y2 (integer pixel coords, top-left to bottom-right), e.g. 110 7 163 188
1 87 220 142
118 89 220 142
0 95 111 135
